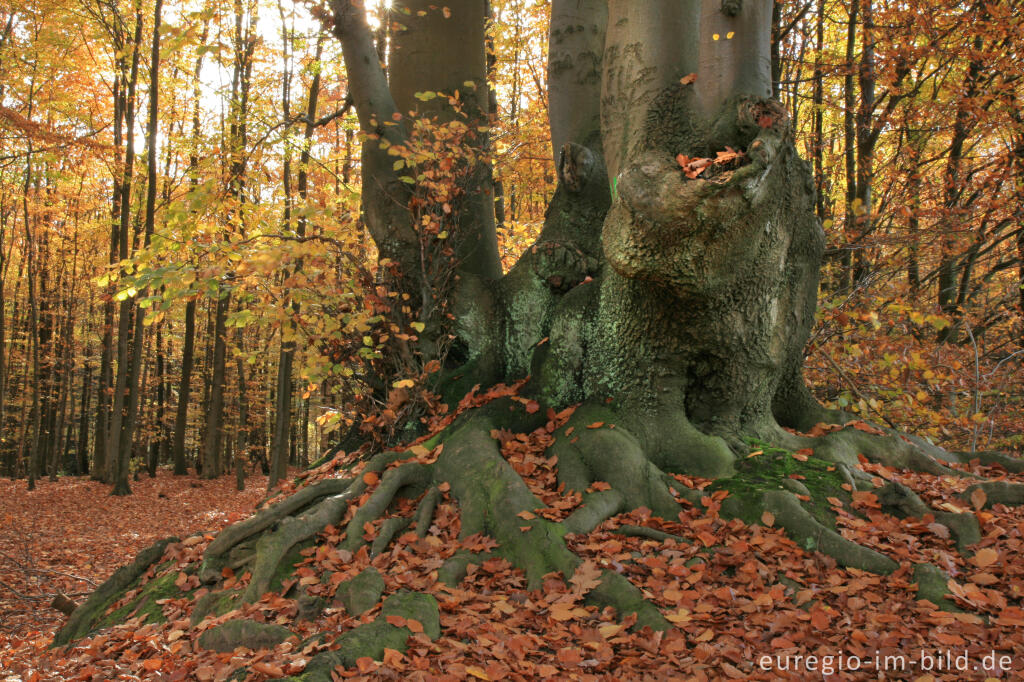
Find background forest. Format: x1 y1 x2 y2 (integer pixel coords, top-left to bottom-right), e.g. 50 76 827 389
0 0 1021 494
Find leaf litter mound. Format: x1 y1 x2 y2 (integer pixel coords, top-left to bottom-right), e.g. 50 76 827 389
5 397 1024 681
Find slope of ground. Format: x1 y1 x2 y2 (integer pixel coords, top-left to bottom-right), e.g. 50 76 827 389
4 420 1024 681
0 470 269 680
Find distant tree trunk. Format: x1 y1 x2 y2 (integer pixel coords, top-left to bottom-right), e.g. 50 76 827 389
108 2 144 495
938 31 985 342
149 319 166 477
853 0 875 285
171 18 208 477
95 83 119 482
24 144 42 491
121 0 163 488
812 0 828 225
77 351 92 475
269 36 324 490
234 319 249 491
840 0 858 293
172 299 196 475
203 292 229 479
204 0 255 478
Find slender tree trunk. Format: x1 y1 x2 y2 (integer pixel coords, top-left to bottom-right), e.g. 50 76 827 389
172 299 196 475
841 0 859 293
853 0 875 285
171 18 208 476
812 0 827 224
234 332 248 491
269 37 324 490
24 144 42 491
938 31 985 342
108 3 144 495
203 292 228 479
149 319 165 477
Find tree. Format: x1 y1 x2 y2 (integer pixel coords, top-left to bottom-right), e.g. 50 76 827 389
54 0 1024 671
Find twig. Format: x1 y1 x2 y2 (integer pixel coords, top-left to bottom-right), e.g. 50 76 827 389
0 549 98 587
820 352 897 428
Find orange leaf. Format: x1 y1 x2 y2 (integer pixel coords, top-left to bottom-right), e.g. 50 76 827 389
386 614 407 627
251 662 284 678
406 618 424 633
362 472 379 486
970 487 987 510
586 421 604 429
141 658 164 671
973 547 999 568
760 511 775 527
680 73 697 85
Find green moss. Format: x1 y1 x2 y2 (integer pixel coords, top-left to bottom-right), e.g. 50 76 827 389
191 588 243 626
271 541 314 595
97 569 183 629
710 439 849 527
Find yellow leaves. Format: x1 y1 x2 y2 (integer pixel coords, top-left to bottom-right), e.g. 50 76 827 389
410 321 426 333
664 607 692 625
548 601 589 621
393 379 415 388
113 286 138 302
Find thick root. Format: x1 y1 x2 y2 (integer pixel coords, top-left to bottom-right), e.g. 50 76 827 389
960 481 1024 508
563 489 625 535
757 490 898 574
435 415 578 588
52 537 179 647
339 461 430 553
200 478 352 582
875 481 981 554
242 490 359 603
550 405 682 519
413 486 441 538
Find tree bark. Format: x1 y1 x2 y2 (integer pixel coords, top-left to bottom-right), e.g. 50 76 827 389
108 2 144 496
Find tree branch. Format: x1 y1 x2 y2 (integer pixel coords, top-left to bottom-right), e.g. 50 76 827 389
328 0 402 145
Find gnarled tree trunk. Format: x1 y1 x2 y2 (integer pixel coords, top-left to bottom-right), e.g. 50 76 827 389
56 1 1024 676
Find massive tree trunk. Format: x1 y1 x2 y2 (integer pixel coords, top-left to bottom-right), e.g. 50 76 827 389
57 0 1024 674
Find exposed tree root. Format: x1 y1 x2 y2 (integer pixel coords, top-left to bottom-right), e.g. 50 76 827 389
55 392 1024 680
961 480 1024 508
339 462 430 553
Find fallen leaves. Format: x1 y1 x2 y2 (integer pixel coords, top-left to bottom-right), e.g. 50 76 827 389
675 146 745 179
8 417 1024 682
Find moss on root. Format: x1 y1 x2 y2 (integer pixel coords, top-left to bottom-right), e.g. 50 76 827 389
52 536 179 647
96 568 183 629
282 592 440 682
711 439 849 528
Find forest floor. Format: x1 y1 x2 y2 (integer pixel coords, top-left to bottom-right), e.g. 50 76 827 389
3 431 1024 679
0 470 269 679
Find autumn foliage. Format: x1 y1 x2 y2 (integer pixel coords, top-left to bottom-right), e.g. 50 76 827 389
0 0 1023 679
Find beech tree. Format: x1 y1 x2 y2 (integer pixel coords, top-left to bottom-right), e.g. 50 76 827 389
54 0 1024 670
